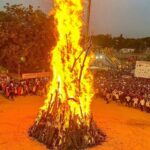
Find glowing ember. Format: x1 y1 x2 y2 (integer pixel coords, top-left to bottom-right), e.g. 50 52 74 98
29 0 105 149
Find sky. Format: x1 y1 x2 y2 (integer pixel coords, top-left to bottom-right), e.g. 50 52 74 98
0 0 150 38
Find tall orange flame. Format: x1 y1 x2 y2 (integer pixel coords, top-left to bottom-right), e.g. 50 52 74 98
38 0 93 125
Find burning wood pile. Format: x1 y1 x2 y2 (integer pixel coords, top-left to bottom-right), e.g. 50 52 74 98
29 87 105 149
29 0 105 149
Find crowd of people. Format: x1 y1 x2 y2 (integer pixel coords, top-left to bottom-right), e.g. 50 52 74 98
94 69 150 112
0 75 48 100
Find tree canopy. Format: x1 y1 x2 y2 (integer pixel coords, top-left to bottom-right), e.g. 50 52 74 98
92 34 150 52
0 3 56 73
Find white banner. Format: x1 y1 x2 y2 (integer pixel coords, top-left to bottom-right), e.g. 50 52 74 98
135 61 150 78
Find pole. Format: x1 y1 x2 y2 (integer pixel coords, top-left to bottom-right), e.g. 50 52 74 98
18 63 21 81
87 0 91 37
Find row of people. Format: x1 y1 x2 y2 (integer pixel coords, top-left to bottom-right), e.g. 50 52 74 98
94 69 150 113
0 76 48 100
100 87 150 112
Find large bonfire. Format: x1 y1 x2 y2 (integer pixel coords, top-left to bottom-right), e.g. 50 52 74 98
29 0 105 149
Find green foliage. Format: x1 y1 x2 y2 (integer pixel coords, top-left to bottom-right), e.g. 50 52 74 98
0 3 56 73
92 34 149 52
91 34 113 48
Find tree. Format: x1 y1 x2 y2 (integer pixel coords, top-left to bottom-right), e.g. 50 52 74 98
91 34 113 48
0 3 56 73
92 34 150 52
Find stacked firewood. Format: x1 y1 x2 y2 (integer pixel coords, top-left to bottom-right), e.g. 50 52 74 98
29 94 105 150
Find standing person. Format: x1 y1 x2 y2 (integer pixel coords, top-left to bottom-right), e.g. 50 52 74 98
1 82 6 94
9 82 14 100
14 84 18 96
140 97 145 111
125 95 131 106
132 97 139 108
23 84 29 96
120 91 126 104
20 85 24 96
145 100 150 113
17 84 22 96
32 84 37 95
106 90 111 104
5 86 10 98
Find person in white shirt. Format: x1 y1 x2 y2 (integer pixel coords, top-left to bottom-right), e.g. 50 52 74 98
140 98 145 111
145 100 150 112
132 97 139 108
125 95 131 106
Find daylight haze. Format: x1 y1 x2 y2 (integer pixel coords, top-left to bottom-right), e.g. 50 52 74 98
0 0 150 37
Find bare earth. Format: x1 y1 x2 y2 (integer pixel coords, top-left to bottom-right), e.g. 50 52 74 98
0 96 150 150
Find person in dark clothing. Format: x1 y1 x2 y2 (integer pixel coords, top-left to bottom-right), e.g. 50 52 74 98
9 83 14 100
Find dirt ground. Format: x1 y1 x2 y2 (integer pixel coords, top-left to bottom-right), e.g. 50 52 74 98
0 96 150 150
